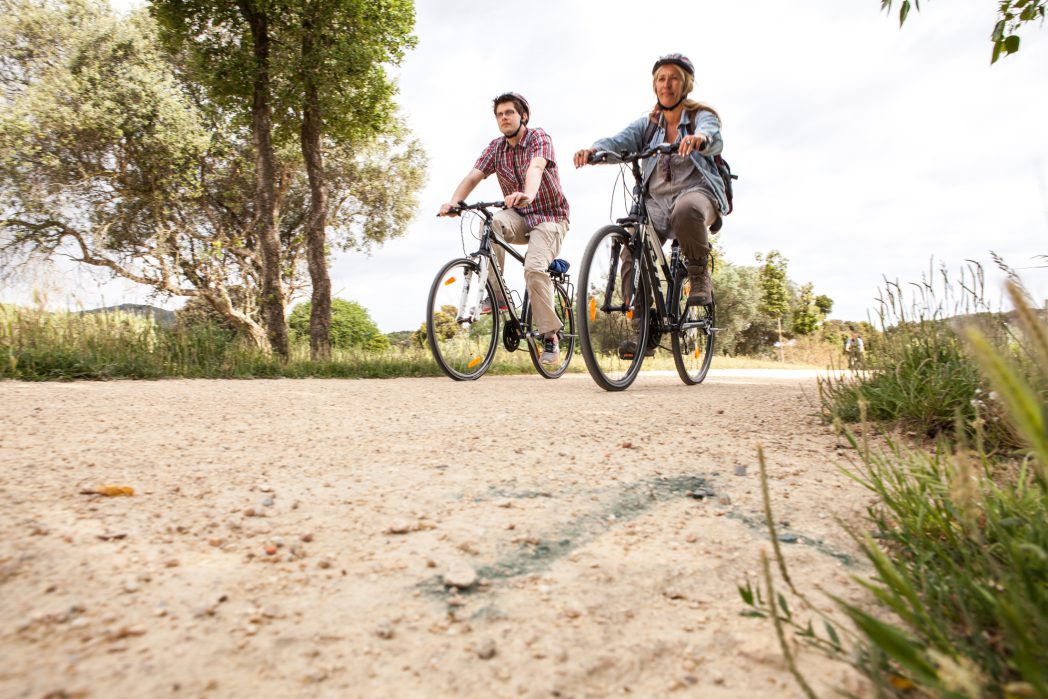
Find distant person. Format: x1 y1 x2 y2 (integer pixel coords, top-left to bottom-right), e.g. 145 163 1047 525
844 333 865 368
438 92 570 365
573 53 728 358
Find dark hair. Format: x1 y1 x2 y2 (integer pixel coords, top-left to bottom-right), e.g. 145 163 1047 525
492 92 530 123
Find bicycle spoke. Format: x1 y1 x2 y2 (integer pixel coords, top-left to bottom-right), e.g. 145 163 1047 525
427 259 499 380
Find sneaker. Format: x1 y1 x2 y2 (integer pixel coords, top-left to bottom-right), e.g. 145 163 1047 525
617 338 655 359
540 334 560 364
479 296 508 315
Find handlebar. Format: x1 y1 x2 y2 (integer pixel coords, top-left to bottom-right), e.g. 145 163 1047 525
588 142 676 165
442 200 507 217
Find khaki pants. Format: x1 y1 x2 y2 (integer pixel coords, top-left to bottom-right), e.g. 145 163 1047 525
490 209 568 336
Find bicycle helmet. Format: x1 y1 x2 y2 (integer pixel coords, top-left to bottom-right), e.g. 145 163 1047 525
651 53 695 76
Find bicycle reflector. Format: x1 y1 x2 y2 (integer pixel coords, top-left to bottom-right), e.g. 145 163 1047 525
467 357 482 369
589 297 596 321
444 276 456 285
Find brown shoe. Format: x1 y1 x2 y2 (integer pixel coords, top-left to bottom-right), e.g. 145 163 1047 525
687 266 712 306
617 337 655 359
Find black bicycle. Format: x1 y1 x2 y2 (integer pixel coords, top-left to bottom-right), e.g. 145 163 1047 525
427 201 575 380
576 145 716 391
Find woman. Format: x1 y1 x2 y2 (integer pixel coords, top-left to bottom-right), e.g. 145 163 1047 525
574 53 727 356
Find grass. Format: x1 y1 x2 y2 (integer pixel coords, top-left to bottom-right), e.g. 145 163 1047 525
1 303 829 381
743 276 1048 698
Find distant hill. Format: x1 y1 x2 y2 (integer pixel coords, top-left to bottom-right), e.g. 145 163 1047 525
81 304 177 328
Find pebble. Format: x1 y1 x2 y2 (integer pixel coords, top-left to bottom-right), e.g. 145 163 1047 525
477 640 497 660
264 545 278 556
123 580 140 594
300 533 314 543
387 519 414 535
375 623 395 640
317 558 333 570
777 534 799 544
262 497 275 507
734 465 748 476
443 565 478 590
717 495 732 506
259 485 274 493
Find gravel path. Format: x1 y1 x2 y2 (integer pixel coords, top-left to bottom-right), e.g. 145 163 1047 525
0 372 871 698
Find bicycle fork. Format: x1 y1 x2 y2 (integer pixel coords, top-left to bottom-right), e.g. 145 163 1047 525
455 255 490 325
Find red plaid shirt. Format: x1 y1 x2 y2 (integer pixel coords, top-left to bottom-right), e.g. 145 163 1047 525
473 127 570 228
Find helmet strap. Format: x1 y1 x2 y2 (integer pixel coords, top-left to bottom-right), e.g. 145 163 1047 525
658 96 685 111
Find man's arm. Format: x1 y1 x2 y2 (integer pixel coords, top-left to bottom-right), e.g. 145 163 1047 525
505 157 546 209
438 168 486 216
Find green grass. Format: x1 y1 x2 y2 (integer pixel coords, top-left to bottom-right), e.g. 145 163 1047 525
1 303 830 381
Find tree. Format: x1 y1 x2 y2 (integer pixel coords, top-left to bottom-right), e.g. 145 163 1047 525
152 0 421 361
815 294 834 317
757 250 790 360
289 298 388 351
881 0 1046 63
793 282 820 336
710 261 762 354
0 0 267 349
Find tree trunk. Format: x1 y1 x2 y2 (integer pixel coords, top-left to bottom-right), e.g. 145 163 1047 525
777 316 784 362
204 291 270 351
239 0 289 360
300 10 331 361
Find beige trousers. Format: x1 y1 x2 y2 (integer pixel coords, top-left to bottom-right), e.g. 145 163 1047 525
490 209 569 336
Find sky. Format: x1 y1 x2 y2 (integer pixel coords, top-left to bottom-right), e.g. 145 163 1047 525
6 0 1047 331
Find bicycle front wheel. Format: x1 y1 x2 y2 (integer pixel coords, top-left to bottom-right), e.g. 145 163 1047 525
426 258 499 380
670 270 715 385
576 225 649 391
526 282 576 379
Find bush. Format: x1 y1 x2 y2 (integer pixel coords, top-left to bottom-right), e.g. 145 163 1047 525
289 298 388 351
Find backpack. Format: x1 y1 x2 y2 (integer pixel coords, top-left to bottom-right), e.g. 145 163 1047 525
644 111 737 221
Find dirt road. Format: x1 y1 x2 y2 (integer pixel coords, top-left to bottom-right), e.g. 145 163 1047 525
1 372 872 698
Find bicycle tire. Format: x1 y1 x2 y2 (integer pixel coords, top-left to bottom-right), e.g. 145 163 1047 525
526 281 576 379
670 269 715 385
426 258 499 381
576 225 649 391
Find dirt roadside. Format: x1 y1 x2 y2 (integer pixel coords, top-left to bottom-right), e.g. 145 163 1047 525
0 373 874 698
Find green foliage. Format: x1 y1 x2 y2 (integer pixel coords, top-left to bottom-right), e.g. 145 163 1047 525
288 298 388 352
792 282 821 336
756 250 790 320
881 0 1046 63
818 262 1040 453
711 262 762 354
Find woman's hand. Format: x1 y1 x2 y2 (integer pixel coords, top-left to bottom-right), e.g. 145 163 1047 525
678 134 705 157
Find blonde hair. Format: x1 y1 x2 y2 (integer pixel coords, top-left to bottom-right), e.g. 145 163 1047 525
651 64 720 123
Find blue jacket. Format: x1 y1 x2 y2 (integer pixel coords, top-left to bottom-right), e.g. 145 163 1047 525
592 108 727 215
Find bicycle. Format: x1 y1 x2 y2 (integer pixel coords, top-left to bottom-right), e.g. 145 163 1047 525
576 144 716 391
426 200 575 381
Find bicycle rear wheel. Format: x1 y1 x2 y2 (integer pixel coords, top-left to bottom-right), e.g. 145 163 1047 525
526 282 576 379
576 225 649 391
426 258 499 380
670 270 715 385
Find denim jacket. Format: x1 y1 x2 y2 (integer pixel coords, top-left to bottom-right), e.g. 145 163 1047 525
592 108 727 214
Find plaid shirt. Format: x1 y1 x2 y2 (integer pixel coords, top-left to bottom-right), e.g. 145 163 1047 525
473 127 570 228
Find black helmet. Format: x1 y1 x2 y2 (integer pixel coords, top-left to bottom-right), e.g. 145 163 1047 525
492 92 530 121
651 53 695 76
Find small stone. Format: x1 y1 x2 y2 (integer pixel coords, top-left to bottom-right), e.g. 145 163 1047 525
264 545 278 556
387 519 413 535
317 558 333 570
165 559 180 568
304 669 328 683
477 640 497 660
70 617 89 628
443 565 478 590
259 485 274 493
261 497 275 507
621 441 632 449
717 495 732 506
123 580 140 594
777 534 799 544
244 508 257 517
375 623 395 640
300 533 314 543
734 465 747 476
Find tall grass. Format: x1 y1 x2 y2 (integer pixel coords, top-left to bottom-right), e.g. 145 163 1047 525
817 261 1033 452
742 280 1048 698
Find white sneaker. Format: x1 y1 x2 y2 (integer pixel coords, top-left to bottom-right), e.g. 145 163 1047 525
540 334 560 364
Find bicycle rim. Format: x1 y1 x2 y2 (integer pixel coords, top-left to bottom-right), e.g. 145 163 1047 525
671 272 715 385
426 259 499 380
576 225 649 391
526 282 576 379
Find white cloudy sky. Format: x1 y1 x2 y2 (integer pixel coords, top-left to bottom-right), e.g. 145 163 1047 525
7 0 1047 330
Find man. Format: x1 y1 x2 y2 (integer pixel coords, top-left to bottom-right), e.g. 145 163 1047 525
574 54 727 358
439 92 570 364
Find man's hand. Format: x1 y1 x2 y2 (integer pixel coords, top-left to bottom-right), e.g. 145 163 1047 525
437 202 459 217
504 192 532 209
678 134 705 157
573 148 596 169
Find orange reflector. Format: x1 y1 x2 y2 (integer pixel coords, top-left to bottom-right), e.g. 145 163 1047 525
444 276 456 286
627 310 633 320
467 357 482 369
588 297 596 321
693 349 701 359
